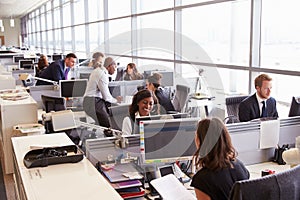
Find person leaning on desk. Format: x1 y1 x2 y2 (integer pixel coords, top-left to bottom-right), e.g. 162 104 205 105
35 53 77 85
191 117 249 200
238 73 279 122
122 89 154 135
83 56 122 128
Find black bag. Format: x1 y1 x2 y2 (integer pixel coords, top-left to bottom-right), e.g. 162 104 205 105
273 144 289 165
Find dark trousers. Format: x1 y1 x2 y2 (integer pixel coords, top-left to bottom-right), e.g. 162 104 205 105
83 96 111 128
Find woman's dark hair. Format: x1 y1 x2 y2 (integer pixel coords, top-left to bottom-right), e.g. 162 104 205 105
37 54 49 71
129 89 153 120
193 117 237 171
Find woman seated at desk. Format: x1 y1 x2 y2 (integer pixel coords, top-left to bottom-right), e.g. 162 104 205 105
191 117 249 200
122 89 154 135
123 63 144 80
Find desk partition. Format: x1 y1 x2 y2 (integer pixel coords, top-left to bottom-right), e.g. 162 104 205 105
227 116 300 165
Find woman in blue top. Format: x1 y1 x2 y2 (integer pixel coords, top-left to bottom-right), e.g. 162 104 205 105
191 117 249 200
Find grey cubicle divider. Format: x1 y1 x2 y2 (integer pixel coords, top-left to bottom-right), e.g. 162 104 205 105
227 116 300 165
29 85 60 109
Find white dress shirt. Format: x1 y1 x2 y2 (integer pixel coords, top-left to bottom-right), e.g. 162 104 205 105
84 66 117 103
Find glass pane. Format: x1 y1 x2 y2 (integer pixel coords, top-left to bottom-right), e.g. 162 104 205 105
88 0 103 22
46 11 52 30
46 1 51 11
48 30 53 52
53 8 61 28
74 25 86 52
137 0 173 13
53 0 60 8
62 2 71 27
54 29 61 51
63 27 72 51
261 0 300 71
182 0 251 66
108 0 131 18
89 22 104 52
40 14 46 31
74 0 85 25
136 11 174 59
108 18 131 55
36 17 40 32
42 31 47 47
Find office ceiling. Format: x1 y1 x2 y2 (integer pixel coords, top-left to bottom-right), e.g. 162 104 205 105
0 0 48 19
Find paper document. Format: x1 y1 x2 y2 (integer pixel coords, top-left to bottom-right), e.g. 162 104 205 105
150 174 196 200
259 119 280 149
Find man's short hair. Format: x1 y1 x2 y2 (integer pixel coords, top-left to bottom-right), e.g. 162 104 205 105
255 74 272 88
103 57 116 68
65 53 77 59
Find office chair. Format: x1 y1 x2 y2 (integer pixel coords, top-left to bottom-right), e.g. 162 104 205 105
41 94 67 113
288 96 300 117
108 104 130 131
224 95 248 123
229 164 300 200
172 84 190 113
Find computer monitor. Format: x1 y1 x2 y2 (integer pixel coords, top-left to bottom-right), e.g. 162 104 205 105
79 72 91 80
19 59 34 69
140 118 198 164
288 96 300 117
59 79 88 98
13 55 25 63
115 67 125 81
52 54 63 61
41 94 66 113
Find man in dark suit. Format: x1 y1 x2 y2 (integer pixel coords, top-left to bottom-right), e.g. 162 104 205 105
238 74 279 122
36 53 77 85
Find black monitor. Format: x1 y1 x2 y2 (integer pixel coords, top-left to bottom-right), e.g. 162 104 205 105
19 59 34 69
13 55 25 63
79 72 91 80
288 96 300 117
52 54 63 61
41 95 66 113
59 79 88 98
140 118 198 164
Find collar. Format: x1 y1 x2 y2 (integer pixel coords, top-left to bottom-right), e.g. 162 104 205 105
256 92 266 103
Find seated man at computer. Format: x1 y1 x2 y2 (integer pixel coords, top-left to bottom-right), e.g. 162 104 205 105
146 73 175 114
238 73 279 122
36 53 77 85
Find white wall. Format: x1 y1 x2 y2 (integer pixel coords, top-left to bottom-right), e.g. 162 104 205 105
0 18 21 47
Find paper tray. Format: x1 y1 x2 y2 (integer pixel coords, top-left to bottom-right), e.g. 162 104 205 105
23 145 84 168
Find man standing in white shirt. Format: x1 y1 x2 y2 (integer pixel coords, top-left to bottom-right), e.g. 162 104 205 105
83 56 122 127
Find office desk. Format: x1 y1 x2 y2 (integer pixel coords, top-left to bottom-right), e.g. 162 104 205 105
0 94 38 174
246 161 291 179
11 133 123 200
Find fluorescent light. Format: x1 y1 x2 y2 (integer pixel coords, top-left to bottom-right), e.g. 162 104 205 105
0 20 3 27
1 26 4 32
10 19 14 27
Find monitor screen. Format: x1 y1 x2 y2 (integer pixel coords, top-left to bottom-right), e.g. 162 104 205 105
59 79 88 98
13 55 25 63
19 59 34 69
140 118 198 164
288 96 300 117
52 54 63 61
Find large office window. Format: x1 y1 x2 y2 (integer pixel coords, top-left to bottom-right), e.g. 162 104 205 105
21 0 300 113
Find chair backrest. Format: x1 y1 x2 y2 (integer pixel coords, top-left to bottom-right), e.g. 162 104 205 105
225 95 248 123
108 104 130 131
172 84 190 112
288 96 300 117
41 94 66 113
229 165 300 200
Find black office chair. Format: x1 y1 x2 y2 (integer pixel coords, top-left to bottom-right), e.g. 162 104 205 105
224 95 248 123
172 84 190 113
108 104 130 131
41 94 67 113
229 164 300 200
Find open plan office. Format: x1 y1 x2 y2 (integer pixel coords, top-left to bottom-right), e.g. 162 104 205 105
0 0 300 200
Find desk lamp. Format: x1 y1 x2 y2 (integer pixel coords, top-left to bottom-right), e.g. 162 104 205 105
19 73 58 86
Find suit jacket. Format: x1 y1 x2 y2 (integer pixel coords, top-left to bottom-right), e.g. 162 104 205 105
238 93 278 122
155 88 175 114
36 60 67 85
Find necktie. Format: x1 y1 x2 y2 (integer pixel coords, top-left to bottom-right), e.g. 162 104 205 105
64 68 69 80
261 101 267 118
